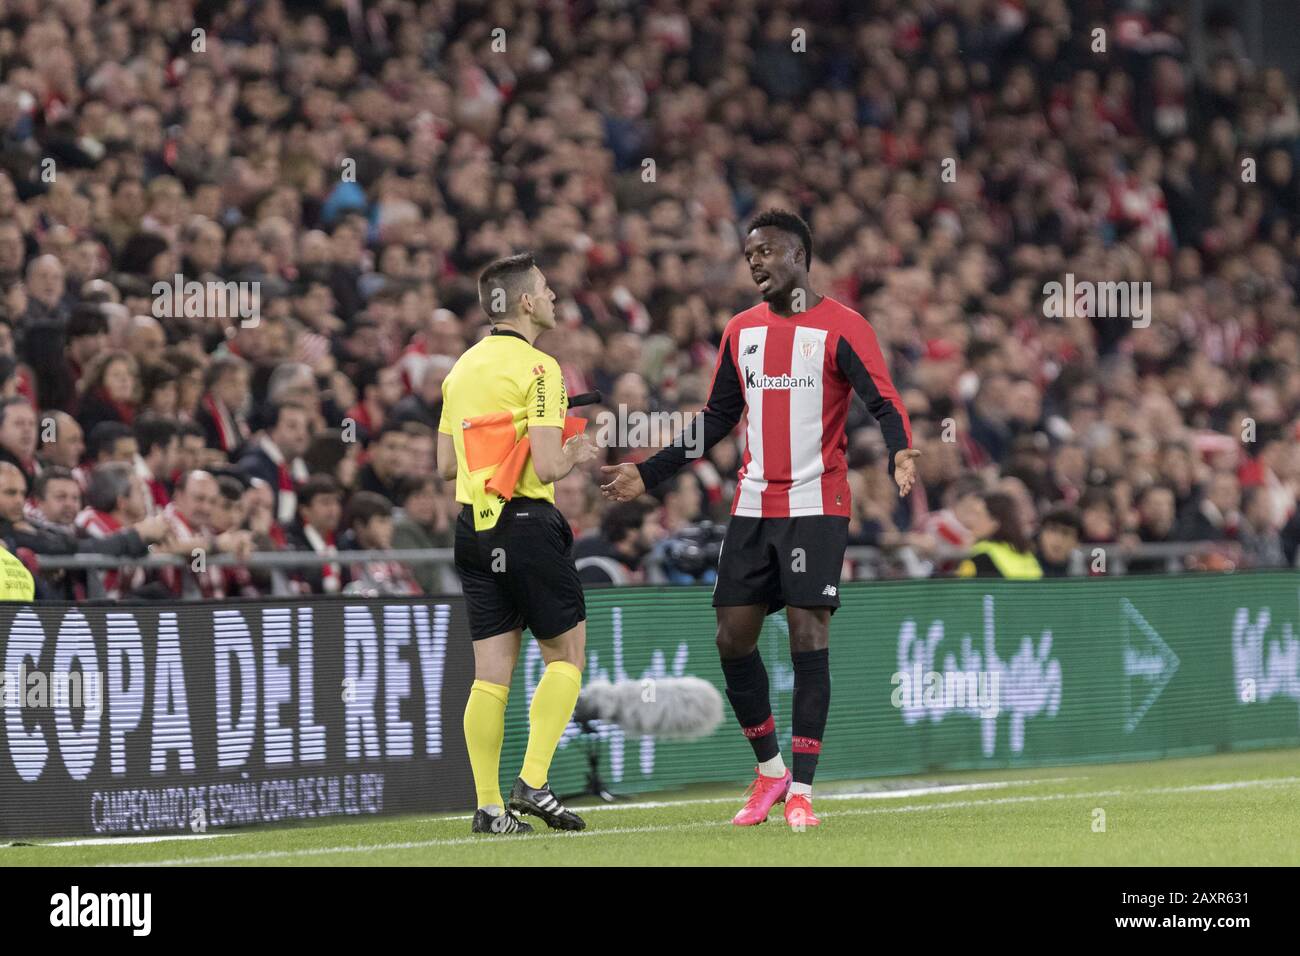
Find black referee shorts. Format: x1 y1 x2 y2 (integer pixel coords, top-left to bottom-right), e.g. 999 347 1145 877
712 515 849 615
454 498 587 641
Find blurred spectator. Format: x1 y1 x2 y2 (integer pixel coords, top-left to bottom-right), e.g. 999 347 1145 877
76 351 140 434
38 412 85 474
0 0 1296 597
956 492 1043 579
0 396 38 485
340 491 420 596
195 356 252 457
135 417 179 511
575 499 662 585
358 424 408 501
392 474 457 594
1036 506 1082 577
237 402 311 525
1240 485 1287 568
76 463 158 599
285 474 344 595
86 422 137 468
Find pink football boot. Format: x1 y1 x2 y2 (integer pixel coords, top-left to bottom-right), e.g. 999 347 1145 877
731 767 792 826
783 793 821 829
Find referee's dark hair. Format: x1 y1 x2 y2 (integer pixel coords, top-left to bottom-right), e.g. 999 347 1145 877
747 208 813 266
477 252 537 323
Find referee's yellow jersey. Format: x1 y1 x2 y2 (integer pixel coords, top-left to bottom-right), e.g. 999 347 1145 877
438 329 568 530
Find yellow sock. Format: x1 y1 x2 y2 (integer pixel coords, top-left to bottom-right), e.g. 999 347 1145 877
521 661 582 789
464 680 509 809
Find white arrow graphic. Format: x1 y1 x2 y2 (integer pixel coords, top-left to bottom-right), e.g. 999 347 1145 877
1121 598 1180 733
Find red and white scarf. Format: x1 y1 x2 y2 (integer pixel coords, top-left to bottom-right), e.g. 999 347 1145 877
133 455 162 516
303 523 341 593
259 435 309 525
75 507 145 599
159 504 226 599
203 393 250 454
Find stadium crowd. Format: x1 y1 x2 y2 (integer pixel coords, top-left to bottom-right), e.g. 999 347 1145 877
0 0 1298 598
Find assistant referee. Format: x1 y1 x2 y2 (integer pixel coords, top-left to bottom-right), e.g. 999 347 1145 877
437 252 597 836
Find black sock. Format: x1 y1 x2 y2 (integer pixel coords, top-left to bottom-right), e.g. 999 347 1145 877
720 649 779 763
791 648 830 786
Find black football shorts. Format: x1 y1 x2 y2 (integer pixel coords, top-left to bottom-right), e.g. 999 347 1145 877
712 515 849 614
455 498 587 640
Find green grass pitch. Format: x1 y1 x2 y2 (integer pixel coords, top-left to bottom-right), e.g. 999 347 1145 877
5 749 1298 866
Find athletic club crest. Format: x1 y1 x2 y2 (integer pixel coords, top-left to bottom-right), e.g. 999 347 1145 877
799 338 818 361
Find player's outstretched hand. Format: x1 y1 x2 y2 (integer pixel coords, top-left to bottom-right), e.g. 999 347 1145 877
894 448 921 497
600 463 645 501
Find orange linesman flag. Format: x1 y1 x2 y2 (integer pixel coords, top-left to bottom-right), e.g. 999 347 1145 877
460 407 587 530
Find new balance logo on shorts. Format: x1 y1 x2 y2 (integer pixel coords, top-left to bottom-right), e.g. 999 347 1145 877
821 585 837 596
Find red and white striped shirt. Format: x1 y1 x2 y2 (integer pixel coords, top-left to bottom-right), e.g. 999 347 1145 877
75 507 144 599
638 296 912 518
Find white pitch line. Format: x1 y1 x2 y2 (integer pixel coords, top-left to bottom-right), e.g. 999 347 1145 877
34 775 1078 846
435 775 1084 820
95 776 1300 867
43 833 232 848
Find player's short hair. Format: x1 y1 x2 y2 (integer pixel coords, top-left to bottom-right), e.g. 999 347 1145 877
477 252 538 323
746 208 813 267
